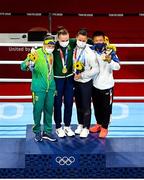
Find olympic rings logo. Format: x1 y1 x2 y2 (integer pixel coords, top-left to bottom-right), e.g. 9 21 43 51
55 156 75 166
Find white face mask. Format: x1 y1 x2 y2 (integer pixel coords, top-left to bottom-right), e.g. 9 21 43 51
59 40 69 48
45 48 54 54
77 40 86 48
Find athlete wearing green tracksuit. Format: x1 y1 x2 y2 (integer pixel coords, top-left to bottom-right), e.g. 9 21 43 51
21 36 57 142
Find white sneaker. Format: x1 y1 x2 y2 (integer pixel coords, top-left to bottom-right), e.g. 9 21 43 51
75 124 83 135
64 126 75 137
80 128 89 138
56 127 66 138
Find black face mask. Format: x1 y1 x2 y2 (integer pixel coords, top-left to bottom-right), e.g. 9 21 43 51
93 43 106 51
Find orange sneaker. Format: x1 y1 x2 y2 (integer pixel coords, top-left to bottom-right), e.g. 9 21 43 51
89 124 101 133
99 127 108 138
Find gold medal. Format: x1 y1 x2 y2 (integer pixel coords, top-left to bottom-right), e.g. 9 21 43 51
62 67 67 74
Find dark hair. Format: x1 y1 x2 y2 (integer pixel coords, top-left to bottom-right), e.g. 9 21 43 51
57 26 69 37
77 28 88 37
92 31 105 39
44 35 54 41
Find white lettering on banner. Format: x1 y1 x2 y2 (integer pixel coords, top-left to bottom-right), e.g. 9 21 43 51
139 13 144 16
109 13 124 17
26 13 42 16
112 103 129 120
0 12 11 16
0 103 24 119
78 13 93 17
8 47 31 52
52 13 63 16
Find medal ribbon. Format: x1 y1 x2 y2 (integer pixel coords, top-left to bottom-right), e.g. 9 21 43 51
73 47 86 64
44 54 53 78
59 48 68 68
73 47 86 74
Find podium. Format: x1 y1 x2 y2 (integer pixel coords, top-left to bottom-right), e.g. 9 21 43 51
0 124 144 178
25 125 106 178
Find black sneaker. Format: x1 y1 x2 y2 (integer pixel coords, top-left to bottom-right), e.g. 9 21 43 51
42 132 57 142
34 132 43 142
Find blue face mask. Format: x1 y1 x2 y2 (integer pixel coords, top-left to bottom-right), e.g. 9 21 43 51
93 43 105 51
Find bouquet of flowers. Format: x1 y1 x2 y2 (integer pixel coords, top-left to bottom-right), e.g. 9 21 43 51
101 36 117 63
105 36 116 52
27 48 38 71
27 50 38 62
73 61 84 74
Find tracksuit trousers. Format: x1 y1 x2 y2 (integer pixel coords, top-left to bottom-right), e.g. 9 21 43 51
92 86 113 129
32 80 56 134
54 76 74 129
74 80 93 129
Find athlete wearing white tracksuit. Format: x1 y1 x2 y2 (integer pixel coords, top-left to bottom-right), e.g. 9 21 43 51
90 30 120 138
92 50 120 129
